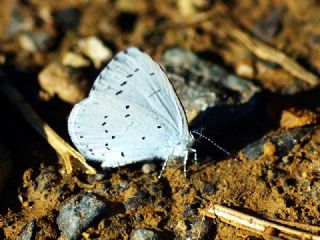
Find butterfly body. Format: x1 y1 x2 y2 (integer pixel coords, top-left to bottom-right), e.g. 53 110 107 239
68 47 195 176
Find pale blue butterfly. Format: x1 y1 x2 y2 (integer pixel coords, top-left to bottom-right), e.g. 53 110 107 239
68 47 196 177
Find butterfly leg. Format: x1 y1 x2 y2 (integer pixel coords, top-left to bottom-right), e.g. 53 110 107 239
158 157 169 179
189 148 197 165
183 151 189 178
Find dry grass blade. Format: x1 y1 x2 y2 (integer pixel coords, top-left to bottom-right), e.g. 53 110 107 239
0 81 96 175
224 24 319 86
199 204 320 239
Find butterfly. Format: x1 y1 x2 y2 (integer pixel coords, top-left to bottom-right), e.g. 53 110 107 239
68 47 197 177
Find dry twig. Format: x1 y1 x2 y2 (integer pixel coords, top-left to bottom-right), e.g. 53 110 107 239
224 24 319 87
199 204 320 239
0 81 96 175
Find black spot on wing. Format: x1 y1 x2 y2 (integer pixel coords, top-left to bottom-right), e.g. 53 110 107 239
104 115 108 119
125 114 130 117
142 137 146 140
134 68 139 72
112 136 116 139
102 122 106 126
121 81 127 86
150 72 155 76
126 74 133 78
105 143 110 150
121 152 125 157
80 136 83 138
125 105 130 109
115 90 123 95
157 126 162 129
105 130 108 133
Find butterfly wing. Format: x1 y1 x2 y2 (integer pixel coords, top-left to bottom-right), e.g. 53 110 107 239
68 47 192 167
68 95 179 167
90 47 189 137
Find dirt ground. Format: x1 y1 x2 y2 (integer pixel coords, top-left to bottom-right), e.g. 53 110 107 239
0 0 320 239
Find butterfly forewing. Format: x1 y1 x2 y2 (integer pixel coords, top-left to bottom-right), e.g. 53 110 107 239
90 47 188 136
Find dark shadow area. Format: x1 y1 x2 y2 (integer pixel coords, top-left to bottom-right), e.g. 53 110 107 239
189 85 320 164
190 93 274 162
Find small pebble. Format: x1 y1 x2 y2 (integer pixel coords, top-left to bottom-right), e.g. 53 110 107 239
54 7 80 30
235 58 255 79
263 141 276 157
280 108 318 129
19 220 35 240
130 228 159 240
62 52 90 68
86 173 107 184
18 34 37 53
201 182 217 195
56 193 107 240
78 36 112 68
124 190 150 210
141 163 156 174
186 216 212 240
38 62 89 104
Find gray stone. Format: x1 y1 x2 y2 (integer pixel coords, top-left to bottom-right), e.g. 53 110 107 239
243 128 311 160
125 190 150 211
19 221 35 240
186 216 213 240
130 228 159 240
53 8 80 30
56 193 107 240
161 48 260 118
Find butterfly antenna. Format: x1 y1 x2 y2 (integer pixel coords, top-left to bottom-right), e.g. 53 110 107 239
191 130 238 161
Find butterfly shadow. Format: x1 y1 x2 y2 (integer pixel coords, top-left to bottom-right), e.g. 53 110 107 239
189 94 273 165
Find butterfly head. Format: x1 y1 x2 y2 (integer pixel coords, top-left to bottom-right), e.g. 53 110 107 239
171 133 194 158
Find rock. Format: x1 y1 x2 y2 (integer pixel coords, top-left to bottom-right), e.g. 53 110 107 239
56 193 107 240
130 228 159 240
141 163 156 174
186 216 212 240
280 108 318 129
86 172 108 184
161 48 260 121
19 220 35 240
62 52 91 68
263 141 277 157
124 190 150 211
18 32 52 53
235 58 255 79
201 182 217 195
18 34 37 53
38 62 89 104
53 8 80 31
243 128 311 160
77 36 112 68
